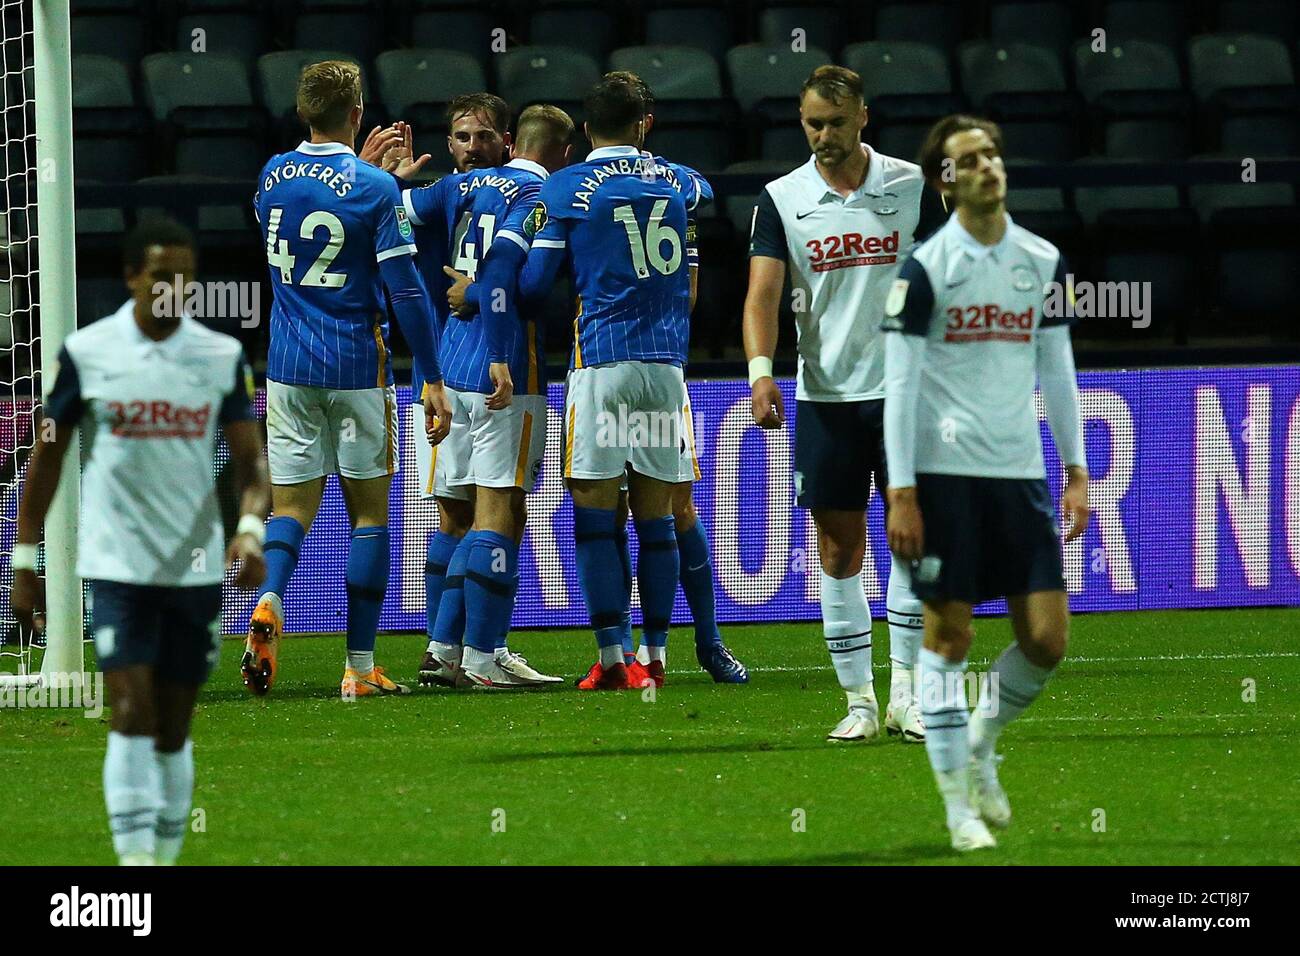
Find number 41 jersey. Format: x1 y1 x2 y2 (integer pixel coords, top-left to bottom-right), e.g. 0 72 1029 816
254 140 418 389
532 145 705 370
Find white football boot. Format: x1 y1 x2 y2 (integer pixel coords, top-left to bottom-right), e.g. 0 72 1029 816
970 752 1012 829
827 705 880 741
949 815 998 852
463 649 563 689
884 701 926 742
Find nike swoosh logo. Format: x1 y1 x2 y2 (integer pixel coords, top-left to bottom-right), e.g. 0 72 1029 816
795 210 817 220
688 562 708 572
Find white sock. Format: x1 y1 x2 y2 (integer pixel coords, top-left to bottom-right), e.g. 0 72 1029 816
645 645 666 665
918 648 973 828
428 639 461 661
886 557 924 708
971 643 1055 759
154 739 194 865
463 646 495 672
598 643 624 668
347 650 374 674
821 570 874 710
104 731 160 863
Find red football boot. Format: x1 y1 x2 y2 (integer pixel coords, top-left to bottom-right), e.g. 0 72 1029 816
626 659 654 689
646 660 665 688
576 660 630 690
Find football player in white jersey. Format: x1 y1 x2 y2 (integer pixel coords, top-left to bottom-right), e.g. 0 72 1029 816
743 66 945 742
882 115 1090 851
11 219 271 865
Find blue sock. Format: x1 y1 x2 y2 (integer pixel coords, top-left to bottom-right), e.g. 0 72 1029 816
425 531 461 638
635 516 678 650
574 506 628 660
496 569 519 650
345 526 389 654
464 531 516 654
258 515 305 601
617 523 635 661
432 530 477 646
677 518 721 649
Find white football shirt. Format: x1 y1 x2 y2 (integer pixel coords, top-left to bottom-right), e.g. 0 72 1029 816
881 213 1078 481
45 301 255 586
749 144 943 402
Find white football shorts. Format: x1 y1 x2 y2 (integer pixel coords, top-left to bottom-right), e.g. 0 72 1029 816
563 361 696 484
412 385 472 501
266 381 398 484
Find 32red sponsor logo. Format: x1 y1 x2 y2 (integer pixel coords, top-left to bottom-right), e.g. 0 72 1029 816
944 304 1035 342
805 231 899 271
107 400 211 438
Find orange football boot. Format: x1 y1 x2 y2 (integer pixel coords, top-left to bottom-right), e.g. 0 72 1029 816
241 595 282 696
341 665 412 698
576 660 631 690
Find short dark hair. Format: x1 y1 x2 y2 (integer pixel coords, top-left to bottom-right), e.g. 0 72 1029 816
445 92 510 134
582 74 646 140
917 114 1005 185
800 65 863 105
123 217 195 273
603 69 654 114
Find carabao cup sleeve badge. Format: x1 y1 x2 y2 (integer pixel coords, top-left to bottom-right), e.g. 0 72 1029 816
395 205 413 240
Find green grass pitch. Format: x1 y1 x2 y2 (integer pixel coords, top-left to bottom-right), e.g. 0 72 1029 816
5 607 1297 866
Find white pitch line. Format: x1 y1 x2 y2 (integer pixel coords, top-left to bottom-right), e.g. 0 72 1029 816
702 650 1300 676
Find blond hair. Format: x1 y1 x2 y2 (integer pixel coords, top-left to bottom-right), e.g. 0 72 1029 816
296 60 361 132
515 104 574 152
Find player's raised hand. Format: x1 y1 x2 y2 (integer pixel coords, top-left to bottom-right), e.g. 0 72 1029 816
9 567 45 634
751 376 784 429
359 124 402 168
442 265 473 316
425 381 452 445
226 533 266 590
393 122 432 179
487 362 514 410
1062 467 1091 542
886 488 925 562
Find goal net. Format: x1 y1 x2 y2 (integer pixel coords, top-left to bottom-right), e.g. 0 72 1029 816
0 0 82 688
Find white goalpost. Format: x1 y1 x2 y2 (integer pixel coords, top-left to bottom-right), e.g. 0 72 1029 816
0 0 82 688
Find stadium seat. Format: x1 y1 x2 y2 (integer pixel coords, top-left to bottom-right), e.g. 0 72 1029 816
1189 34 1298 157
292 7 382 64
874 1 967 55
1074 39 1191 159
726 44 832 112
496 46 601 111
989 1 1079 60
528 7 615 61
410 10 497 69
1101 1 1192 53
70 13 146 66
77 275 129 326
757 5 844 59
142 53 265 179
958 42 1080 162
645 125 734 172
721 159 797 235
375 50 486 119
608 46 723 100
175 12 268 66
257 50 372 126
645 7 735 66
1205 203 1300 331
72 55 151 182
1188 178 1295 218
843 42 965 162
1087 206 1200 341
1187 33 1295 100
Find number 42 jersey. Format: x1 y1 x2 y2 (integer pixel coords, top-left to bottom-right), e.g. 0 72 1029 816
254 141 419 389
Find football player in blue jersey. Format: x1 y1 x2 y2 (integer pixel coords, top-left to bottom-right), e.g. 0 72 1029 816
447 75 700 689
373 95 513 688
245 60 451 699
400 104 574 688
